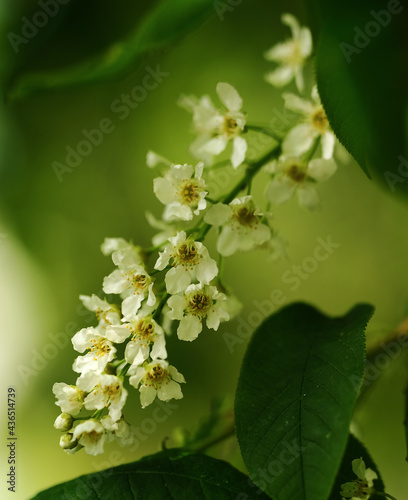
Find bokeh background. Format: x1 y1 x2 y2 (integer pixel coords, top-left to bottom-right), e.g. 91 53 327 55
1 0 408 498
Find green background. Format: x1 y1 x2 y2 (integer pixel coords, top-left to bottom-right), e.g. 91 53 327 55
0 0 407 498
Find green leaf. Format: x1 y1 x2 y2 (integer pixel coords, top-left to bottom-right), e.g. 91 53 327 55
235 302 374 500
7 0 214 100
309 0 408 195
329 434 385 500
31 448 271 500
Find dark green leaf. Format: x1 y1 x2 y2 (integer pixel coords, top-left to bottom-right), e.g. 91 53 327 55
7 0 214 100
309 0 408 195
329 434 385 500
31 448 271 500
235 302 374 500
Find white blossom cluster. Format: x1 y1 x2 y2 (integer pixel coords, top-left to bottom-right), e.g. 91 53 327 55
53 13 339 456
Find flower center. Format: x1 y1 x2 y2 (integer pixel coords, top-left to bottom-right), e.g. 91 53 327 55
179 179 200 205
90 338 111 358
134 319 155 340
132 274 147 289
233 206 257 227
145 364 169 388
285 41 305 66
287 164 306 183
223 115 239 137
83 430 101 443
311 107 328 133
103 383 121 400
188 292 212 316
176 242 199 266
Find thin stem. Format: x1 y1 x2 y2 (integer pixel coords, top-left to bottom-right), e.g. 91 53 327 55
152 292 169 320
375 491 398 500
118 362 131 377
222 143 281 205
193 425 236 453
245 124 283 142
191 144 281 243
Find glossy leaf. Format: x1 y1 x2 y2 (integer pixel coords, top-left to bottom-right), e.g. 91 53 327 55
235 302 374 500
31 448 271 500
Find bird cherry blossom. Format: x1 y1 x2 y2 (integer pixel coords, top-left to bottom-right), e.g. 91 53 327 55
265 155 337 211
264 13 312 92
167 283 230 341
179 82 247 168
153 162 207 221
204 196 272 257
129 359 185 408
154 231 218 294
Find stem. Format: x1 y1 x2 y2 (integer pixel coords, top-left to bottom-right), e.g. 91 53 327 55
375 492 398 500
193 425 236 453
118 362 131 377
245 124 283 142
152 292 169 320
191 144 281 242
222 143 281 204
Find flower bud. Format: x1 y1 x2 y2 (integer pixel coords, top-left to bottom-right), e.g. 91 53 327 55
54 413 74 431
59 432 77 450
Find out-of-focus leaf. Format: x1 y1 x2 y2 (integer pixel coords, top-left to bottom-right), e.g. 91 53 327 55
7 0 214 100
308 0 408 196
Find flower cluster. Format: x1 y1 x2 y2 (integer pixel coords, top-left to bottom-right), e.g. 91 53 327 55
53 13 340 455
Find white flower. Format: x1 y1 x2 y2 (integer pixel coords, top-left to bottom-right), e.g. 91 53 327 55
265 155 337 211
77 371 128 422
52 383 86 416
103 254 155 320
101 237 143 265
154 231 218 294
167 283 230 341
340 458 378 499
79 294 121 329
107 315 167 366
102 416 134 447
264 13 312 92
72 419 105 456
179 82 247 168
129 359 185 408
204 196 271 257
282 88 336 159
153 163 207 221
71 327 116 373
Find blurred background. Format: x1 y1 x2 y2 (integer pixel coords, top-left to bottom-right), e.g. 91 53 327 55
0 0 407 498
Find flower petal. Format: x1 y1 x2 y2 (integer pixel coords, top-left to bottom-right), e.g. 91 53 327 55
282 123 316 156
216 82 243 111
177 315 202 341
297 184 321 211
308 158 337 182
165 266 192 295
266 177 296 205
231 136 247 169
158 380 183 402
139 385 157 408
204 203 232 227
